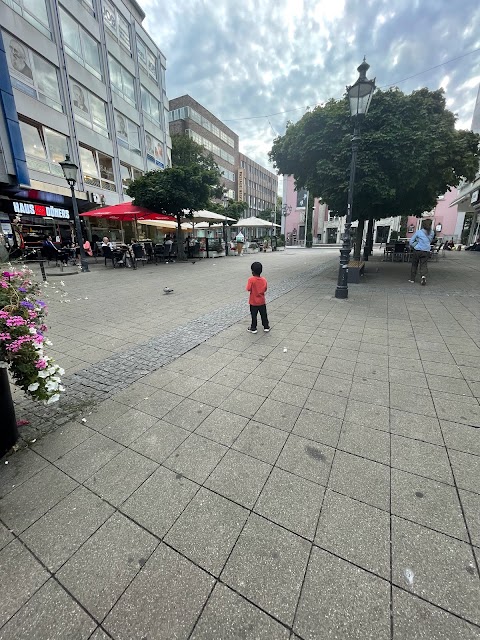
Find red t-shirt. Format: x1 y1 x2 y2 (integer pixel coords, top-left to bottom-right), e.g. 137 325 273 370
246 275 267 306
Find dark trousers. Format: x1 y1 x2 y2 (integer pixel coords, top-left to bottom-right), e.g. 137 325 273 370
250 304 269 330
410 250 430 280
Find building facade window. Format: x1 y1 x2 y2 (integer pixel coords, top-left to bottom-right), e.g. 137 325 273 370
109 55 135 106
103 0 131 51
4 32 63 112
120 163 142 189
76 0 94 16
137 37 157 81
115 111 140 154
19 119 68 177
169 106 235 148
79 146 116 191
145 132 164 167
60 8 102 80
72 83 109 137
141 86 160 125
218 166 235 182
186 130 234 165
2 0 50 38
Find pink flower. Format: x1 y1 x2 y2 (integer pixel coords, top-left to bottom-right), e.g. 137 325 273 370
0 332 11 341
35 359 47 370
0 310 9 319
6 316 26 327
0 281 7 289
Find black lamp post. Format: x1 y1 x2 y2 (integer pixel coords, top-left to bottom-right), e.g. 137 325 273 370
59 154 89 273
222 194 229 256
335 58 375 299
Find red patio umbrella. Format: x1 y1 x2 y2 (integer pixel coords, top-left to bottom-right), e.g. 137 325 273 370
80 202 175 240
79 202 174 222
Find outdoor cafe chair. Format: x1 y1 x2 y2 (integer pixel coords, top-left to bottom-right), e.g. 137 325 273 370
132 243 148 266
143 241 154 262
154 244 166 263
102 245 118 267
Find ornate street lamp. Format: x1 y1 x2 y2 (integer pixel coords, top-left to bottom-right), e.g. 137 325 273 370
59 155 89 273
335 58 375 299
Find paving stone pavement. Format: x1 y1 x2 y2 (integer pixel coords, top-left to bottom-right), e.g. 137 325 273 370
1 250 480 639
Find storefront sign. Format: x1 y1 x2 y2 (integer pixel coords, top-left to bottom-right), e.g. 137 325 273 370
471 190 479 206
12 201 70 219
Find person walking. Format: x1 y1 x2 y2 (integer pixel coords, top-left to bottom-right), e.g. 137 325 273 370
235 230 245 256
408 219 434 285
246 261 270 333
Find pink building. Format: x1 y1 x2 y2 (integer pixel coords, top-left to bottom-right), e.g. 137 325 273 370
406 189 460 240
282 175 328 243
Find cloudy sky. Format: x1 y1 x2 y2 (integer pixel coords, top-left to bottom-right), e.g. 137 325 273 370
141 0 480 174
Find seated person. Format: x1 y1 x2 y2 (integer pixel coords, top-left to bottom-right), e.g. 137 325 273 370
83 238 93 257
465 239 480 251
101 236 115 250
42 235 59 260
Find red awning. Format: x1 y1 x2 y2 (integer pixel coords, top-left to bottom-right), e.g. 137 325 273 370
79 202 175 222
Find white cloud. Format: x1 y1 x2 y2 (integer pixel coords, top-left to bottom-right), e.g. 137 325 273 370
139 0 480 168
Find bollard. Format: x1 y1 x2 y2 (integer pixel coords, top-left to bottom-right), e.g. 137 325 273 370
39 260 47 282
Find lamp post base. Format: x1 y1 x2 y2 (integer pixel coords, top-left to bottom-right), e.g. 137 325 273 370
334 286 348 299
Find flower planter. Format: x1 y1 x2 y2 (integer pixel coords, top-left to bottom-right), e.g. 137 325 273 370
277 246 285 251
0 366 18 456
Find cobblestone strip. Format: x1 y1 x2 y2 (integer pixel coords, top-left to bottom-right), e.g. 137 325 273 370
13 260 336 440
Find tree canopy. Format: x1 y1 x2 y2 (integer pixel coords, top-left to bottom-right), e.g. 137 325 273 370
127 164 221 219
269 88 480 221
171 133 220 175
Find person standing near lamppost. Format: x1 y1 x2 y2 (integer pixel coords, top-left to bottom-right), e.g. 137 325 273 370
59 155 90 273
335 59 375 299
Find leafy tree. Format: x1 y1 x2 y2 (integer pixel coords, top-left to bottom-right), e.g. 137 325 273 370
171 134 220 175
258 208 275 221
127 164 221 258
209 199 248 222
270 88 480 256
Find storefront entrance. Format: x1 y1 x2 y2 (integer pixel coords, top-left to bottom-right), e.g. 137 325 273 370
327 228 338 243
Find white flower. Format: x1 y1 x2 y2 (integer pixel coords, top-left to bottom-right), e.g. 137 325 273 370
28 382 40 391
45 381 59 392
45 339 52 346
58 367 65 376
58 385 65 392
38 370 49 378
49 376 61 383
45 393 60 404
47 366 56 375
29 327 37 335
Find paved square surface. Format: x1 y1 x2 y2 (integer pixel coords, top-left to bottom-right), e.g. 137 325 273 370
2 250 480 638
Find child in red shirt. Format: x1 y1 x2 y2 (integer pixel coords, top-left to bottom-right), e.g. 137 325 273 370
246 261 270 333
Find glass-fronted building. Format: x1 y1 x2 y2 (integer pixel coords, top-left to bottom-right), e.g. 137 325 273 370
0 0 171 249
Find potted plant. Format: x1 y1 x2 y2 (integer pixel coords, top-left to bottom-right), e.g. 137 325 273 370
389 230 399 241
248 242 259 254
1 266 64 455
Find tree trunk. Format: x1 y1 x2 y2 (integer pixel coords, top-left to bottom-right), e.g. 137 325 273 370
0 367 18 457
177 215 186 260
353 218 365 261
363 218 374 260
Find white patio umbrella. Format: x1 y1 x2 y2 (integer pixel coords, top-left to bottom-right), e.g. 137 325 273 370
232 216 281 228
182 209 236 223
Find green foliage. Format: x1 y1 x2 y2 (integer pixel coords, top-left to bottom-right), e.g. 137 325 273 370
399 215 408 237
269 88 480 222
127 165 220 219
389 230 399 240
171 134 219 173
257 208 275 221
210 199 248 222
